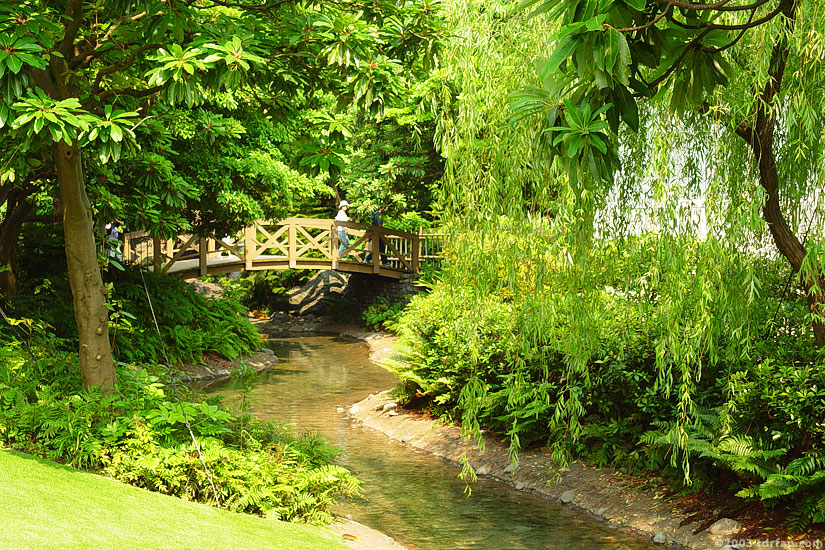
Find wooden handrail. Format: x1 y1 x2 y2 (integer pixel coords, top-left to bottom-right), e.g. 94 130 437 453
121 218 440 279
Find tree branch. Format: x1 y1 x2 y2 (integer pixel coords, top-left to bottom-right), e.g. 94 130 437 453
705 1 787 31
58 0 85 58
68 11 150 69
91 43 162 95
644 0 788 91
754 0 795 143
647 28 712 89
665 0 780 30
702 4 758 53
84 85 165 111
615 2 674 33
656 0 772 11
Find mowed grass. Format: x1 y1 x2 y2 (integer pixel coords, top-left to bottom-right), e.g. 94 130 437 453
0 449 349 550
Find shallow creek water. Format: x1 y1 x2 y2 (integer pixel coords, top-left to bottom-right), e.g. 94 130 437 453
207 335 658 550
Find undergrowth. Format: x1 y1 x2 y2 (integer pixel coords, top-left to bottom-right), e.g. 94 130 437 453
11 267 260 366
393 229 825 530
0 332 359 523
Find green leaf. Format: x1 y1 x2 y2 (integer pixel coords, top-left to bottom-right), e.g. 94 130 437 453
6 54 23 74
613 85 639 131
109 124 123 143
590 133 608 154
545 35 583 74
634 43 659 68
622 0 647 11
585 15 605 32
567 133 582 157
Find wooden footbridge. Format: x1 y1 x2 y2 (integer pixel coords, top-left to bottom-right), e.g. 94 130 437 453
122 218 445 280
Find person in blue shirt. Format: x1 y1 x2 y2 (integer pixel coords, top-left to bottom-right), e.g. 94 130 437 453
367 206 387 264
105 219 123 261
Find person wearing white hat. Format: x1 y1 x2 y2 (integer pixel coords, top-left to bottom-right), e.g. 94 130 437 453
336 200 350 256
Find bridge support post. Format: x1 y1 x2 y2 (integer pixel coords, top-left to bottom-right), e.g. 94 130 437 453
412 230 420 274
372 227 381 274
123 233 131 264
331 223 338 270
244 226 254 270
288 221 296 269
152 236 161 272
199 238 208 277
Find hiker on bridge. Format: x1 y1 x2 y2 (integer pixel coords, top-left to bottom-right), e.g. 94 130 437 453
336 200 351 256
105 219 124 261
366 205 387 264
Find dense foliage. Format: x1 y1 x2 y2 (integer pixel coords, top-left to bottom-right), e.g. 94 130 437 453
396 228 825 528
14 226 260 366
391 0 825 530
0 333 358 523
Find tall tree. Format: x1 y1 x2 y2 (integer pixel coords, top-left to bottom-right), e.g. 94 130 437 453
0 0 443 389
512 0 825 344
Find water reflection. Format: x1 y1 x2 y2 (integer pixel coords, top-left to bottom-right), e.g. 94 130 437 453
208 336 657 550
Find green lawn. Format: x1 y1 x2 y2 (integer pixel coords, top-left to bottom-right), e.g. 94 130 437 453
0 449 349 550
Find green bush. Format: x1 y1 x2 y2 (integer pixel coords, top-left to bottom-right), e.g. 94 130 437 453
394 228 825 528
11 266 261 366
362 297 406 332
0 336 358 524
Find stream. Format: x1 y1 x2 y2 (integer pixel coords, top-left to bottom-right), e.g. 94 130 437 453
207 335 659 550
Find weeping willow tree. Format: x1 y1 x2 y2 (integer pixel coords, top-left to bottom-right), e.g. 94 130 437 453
396 0 825 515
508 0 825 341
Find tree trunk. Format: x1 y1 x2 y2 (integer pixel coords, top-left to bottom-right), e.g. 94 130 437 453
736 0 825 346
0 196 33 297
54 141 117 389
752 135 825 347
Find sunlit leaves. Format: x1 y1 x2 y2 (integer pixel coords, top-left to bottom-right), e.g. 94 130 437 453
203 36 266 88
297 136 349 176
8 89 138 160
90 105 139 163
0 35 47 78
348 55 405 118
146 45 209 107
0 3 60 47
0 34 47 104
11 89 96 146
317 13 378 68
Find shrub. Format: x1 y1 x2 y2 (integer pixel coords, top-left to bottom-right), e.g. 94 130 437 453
394 227 825 527
0 337 358 524
362 297 406 332
11 266 261 366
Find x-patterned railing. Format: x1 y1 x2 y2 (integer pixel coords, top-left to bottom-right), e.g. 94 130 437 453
122 217 427 279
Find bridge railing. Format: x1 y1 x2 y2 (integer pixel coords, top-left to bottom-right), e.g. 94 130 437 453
121 218 433 277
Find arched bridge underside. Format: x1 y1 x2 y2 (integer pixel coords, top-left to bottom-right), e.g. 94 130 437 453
123 218 445 280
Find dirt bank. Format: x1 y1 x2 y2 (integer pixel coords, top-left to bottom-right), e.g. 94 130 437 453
178 348 279 383
351 332 744 550
329 518 407 550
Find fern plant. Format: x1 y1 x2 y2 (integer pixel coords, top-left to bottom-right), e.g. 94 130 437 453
642 406 825 531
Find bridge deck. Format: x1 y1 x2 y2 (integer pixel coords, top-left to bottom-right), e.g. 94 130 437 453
122 218 444 280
